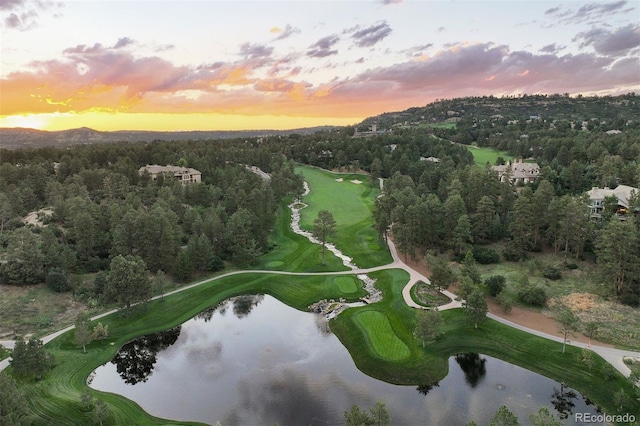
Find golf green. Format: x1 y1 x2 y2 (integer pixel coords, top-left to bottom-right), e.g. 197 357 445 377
353 310 411 361
334 276 359 293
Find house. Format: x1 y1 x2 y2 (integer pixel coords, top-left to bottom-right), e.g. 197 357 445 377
491 160 540 185
139 165 202 185
586 185 638 219
420 156 441 163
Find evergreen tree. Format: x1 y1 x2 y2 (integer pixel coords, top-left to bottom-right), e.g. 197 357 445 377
104 255 151 313
0 373 30 425
10 336 53 381
489 405 520 426
473 195 496 243
414 309 443 347
595 219 639 296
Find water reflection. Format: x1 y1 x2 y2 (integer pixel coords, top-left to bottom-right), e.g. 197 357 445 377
455 353 487 388
551 382 578 420
91 295 600 425
416 382 440 396
111 326 181 384
232 294 264 318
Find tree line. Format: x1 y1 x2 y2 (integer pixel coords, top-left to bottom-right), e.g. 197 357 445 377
0 139 302 310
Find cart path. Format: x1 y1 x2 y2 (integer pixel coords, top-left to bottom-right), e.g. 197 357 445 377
2 197 639 380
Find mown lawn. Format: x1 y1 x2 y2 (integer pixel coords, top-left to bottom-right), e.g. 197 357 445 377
253 202 349 273
8 272 369 426
468 146 514 168
295 165 392 268
331 269 639 415
352 310 411 361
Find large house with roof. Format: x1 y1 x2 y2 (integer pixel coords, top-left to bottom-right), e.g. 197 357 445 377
586 185 638 220
139 165 202 186
491 160 540 185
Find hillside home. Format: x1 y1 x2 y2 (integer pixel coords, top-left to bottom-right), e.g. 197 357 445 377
586 185 638 220
491 160 540 185
139 165 202 185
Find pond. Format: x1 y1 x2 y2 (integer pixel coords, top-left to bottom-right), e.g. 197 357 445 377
90 295 600 425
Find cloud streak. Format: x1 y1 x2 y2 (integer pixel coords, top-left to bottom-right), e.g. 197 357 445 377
574 24 640 56
1 0 62 30
307 35 340 58
3 35 637 122
545 1 635 25
350 21 392 48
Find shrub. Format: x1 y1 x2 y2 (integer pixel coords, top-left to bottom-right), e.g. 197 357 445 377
46 268 71 293
565 262 578 270
472 247 500 264
503 243 528 262
518 286 548 307
485 275 506 297
496 292 513 314
542 266 562 281
620 292 640 308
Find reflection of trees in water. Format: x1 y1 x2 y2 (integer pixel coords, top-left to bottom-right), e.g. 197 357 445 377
455 353 487 388
233 294 264 318
551 382 577 419
416 382 440 396
314 314 332 336
195 300 229 322
111 326 181 385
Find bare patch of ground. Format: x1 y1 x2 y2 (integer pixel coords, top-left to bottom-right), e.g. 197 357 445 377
22 208 53 226
402 249 616 348
0 283 89 339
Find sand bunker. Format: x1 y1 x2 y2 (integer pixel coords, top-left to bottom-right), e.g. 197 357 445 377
350 179 363 184
335 178 343 182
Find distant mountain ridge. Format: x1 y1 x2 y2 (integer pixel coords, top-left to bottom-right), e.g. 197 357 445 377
356 93 640 130
0 125 339 150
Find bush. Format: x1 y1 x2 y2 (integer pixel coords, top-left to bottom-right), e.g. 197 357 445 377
472 247 500 264
565 262 578 270
620 292 640 308
518 286 548 307
503 243 528 262
46 268 71 293
485 275 506 297
542 266 562 281
496 292 513 313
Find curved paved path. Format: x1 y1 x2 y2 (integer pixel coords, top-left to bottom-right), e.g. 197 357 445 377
2 212 639 382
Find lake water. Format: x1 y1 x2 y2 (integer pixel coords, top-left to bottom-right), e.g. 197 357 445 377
90 295 600 425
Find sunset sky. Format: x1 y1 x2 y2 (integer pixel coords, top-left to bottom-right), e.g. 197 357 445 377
1 0 639 131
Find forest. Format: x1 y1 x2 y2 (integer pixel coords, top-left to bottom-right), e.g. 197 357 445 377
0 93 639 314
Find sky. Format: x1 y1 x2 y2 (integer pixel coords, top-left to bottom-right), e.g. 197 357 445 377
1 0 639 131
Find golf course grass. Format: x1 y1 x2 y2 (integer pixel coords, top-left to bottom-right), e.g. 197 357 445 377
295 165 392 268
331 269 638 414
353 310 411 361
334 276 359 293
468 146 514 168
253 202 349 273
5 164 639 424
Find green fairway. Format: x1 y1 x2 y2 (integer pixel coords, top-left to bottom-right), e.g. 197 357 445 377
334 276 359 293
11 271 369 425
331 269 638 414
468 146 514 168
7 165 639 424
296 165 392 268
254 203 349 273
353 310 411 361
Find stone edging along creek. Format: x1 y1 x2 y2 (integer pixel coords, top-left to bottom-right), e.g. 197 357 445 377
289 181 381 318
